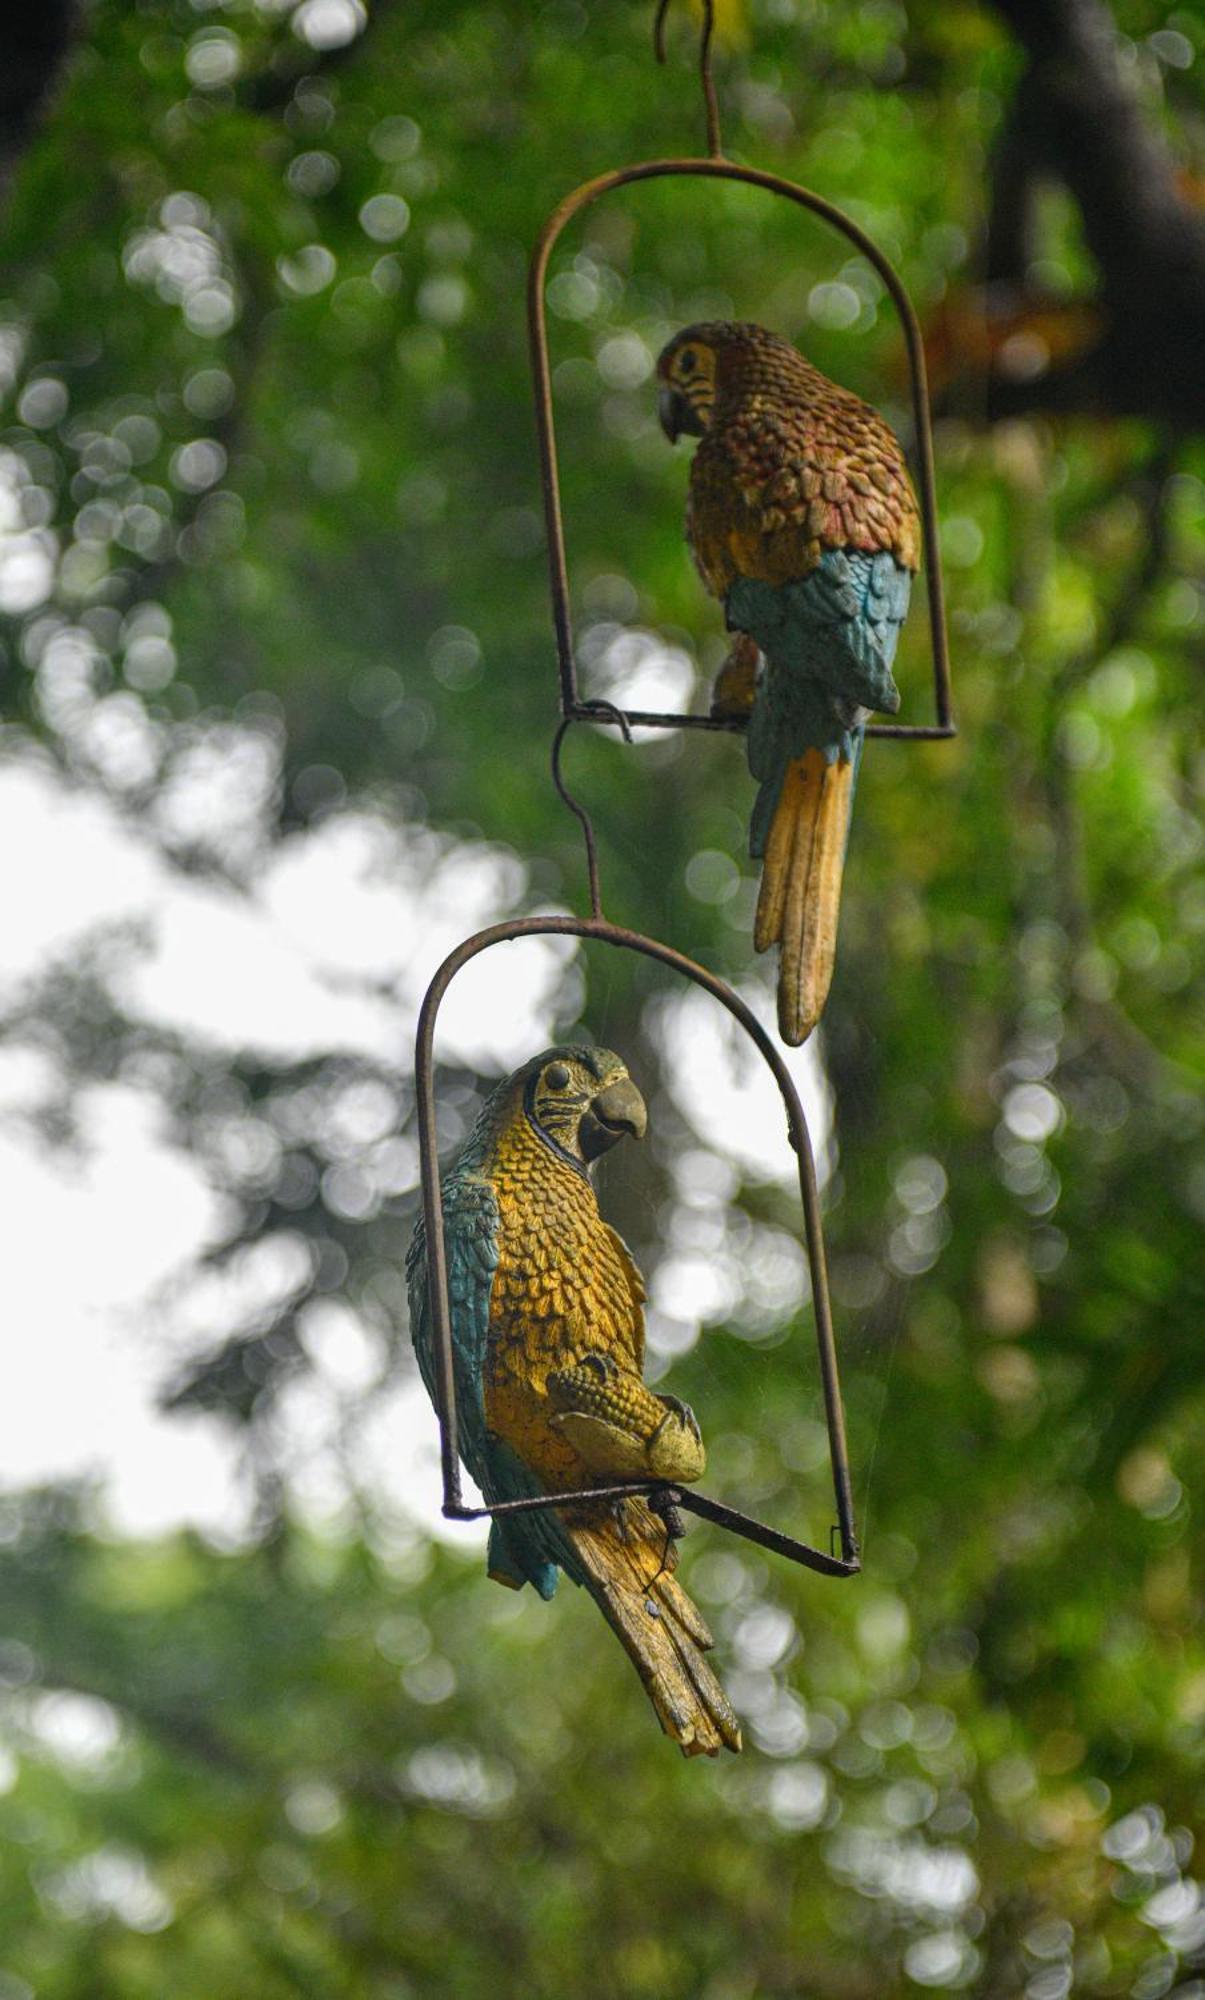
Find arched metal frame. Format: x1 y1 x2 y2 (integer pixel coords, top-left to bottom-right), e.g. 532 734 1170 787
528 159 956 740
411 7 963 1586
416 914 859 1579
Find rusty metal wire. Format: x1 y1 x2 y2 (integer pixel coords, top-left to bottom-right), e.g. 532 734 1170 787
654 0 723 158
550 702 632 919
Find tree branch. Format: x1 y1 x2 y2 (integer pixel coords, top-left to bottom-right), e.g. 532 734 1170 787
982 0 1205 425
0 1 78 200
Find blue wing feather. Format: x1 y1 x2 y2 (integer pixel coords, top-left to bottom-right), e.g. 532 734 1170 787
729 549 912 855
406 1168 496 1478
406 1172 570 1599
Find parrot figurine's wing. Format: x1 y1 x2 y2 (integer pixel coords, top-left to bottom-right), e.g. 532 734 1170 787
406 1171 563 1601
406 1168 497 1477
733 546 909 724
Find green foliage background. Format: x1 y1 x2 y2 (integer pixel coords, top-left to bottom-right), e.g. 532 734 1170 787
0 0 1202 1994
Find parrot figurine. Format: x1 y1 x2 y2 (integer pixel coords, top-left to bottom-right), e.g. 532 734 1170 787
406 1044 742 1758
656 320 921 1045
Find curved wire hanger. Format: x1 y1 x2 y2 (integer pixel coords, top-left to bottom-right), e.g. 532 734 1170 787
528 0 956 739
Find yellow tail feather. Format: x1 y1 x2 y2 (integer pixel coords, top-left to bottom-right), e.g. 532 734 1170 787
754 749 854 1045
567 1501 742 1757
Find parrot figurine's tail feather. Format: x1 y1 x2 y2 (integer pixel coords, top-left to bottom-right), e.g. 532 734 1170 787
567 1503 742 1758
754 748 855 1046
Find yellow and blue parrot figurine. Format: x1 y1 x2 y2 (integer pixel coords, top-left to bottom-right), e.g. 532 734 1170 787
406 1045 741 1757
657 321 921 1044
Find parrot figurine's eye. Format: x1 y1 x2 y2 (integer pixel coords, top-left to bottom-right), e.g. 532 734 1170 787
679 347 697 373
545 1062 571 1090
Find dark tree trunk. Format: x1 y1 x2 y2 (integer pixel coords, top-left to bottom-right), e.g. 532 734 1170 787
985 0 1205 426
0 2 78 199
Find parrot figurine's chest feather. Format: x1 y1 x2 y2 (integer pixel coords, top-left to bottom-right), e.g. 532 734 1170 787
483 1116 643 1485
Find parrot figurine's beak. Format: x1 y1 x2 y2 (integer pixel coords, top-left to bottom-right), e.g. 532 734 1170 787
658 385 685 444
580 1076 648 1161
658 384 706 443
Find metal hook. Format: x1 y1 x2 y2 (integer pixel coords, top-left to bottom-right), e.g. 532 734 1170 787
551 703 633 920
653 0 723 159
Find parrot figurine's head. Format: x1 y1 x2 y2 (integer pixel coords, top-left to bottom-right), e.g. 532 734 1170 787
656 320 801 442
656 325 722 441
481 1045 647 1173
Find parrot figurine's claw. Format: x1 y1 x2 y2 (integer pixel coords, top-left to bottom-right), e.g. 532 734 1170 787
656 1392 703 1442
647 1394 706 1483
710 632 761 719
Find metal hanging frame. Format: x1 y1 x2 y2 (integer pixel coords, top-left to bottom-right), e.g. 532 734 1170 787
416 723 858 1578
412 0 965 1586
527 3 957 740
